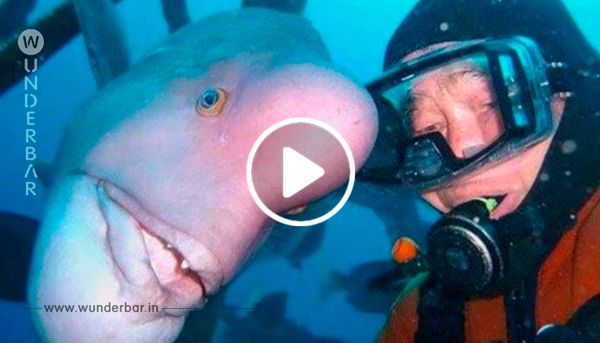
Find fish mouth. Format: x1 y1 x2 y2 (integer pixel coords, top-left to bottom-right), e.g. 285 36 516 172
91 175 224 315
136 219 206 294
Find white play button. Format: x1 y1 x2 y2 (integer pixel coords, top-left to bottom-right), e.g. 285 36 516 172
283 147 325 198
247 118 356 226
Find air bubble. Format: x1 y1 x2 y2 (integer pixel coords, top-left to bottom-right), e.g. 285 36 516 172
539 172 550 182
439 22 449 32
561 140 577 154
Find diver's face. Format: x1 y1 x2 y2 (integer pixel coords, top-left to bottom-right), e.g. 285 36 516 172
403 43 566 219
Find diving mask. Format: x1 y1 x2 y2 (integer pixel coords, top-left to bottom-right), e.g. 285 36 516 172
362 36 571 191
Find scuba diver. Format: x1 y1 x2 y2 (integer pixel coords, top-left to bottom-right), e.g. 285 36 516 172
357 0 600 342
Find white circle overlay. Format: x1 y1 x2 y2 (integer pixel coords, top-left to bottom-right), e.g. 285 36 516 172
247 118 356 227
18 29 44 55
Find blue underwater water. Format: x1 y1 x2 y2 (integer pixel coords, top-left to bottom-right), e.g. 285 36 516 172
1 0 599 342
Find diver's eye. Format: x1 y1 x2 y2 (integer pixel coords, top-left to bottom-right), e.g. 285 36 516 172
196 87 227 117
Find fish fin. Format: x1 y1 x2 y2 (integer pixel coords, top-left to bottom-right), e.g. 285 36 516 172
242 0 307 15
160 0 190 34
72 0 130 88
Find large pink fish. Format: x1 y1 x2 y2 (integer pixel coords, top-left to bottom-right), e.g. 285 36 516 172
28 7 377 343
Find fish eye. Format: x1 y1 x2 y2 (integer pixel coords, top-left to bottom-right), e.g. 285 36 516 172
197 87 227 117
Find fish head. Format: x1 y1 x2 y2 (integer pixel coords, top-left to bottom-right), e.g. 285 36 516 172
81 52 378 290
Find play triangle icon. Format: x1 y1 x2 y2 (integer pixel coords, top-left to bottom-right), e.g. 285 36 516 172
283 147 325 198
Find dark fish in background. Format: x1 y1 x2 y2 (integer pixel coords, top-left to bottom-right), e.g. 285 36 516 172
0 211 39 302
254 222 324 269
286 221 326 270
0 0 37 41
221 291 348 343
349 181 433 249
241 291 288 331
322 260 411 315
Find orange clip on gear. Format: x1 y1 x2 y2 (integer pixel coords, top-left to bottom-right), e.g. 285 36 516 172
392 237 419 265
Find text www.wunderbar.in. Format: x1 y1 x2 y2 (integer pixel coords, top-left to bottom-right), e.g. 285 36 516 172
41 303 159 313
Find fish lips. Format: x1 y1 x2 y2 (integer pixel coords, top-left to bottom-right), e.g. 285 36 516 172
95 177 224 316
